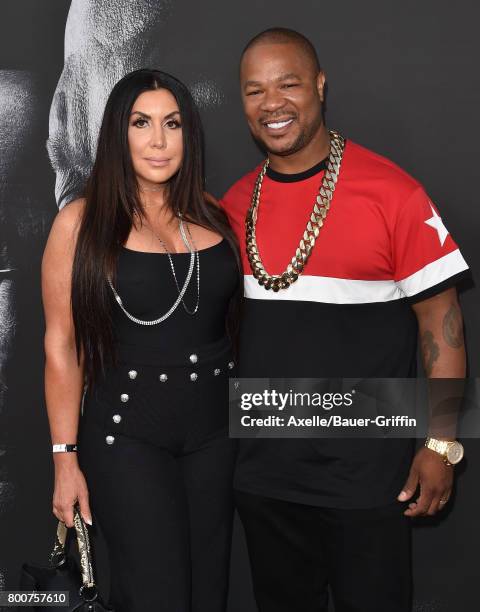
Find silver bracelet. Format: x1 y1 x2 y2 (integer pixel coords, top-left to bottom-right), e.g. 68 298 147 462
52 443 78 453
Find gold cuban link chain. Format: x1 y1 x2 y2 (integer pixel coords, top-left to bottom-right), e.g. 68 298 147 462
245 129 346 292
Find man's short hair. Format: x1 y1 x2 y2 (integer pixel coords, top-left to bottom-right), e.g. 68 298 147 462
241 27 321 73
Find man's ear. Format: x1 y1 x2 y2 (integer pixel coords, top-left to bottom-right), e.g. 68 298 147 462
317 71 326 103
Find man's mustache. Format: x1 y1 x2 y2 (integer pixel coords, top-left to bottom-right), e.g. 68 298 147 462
258 113 298 125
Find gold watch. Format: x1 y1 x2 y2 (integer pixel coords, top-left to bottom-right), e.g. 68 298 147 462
425 437 464 466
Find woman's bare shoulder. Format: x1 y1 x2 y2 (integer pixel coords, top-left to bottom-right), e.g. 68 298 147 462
204 191 220 207
43 198 86 263
54 198 86 232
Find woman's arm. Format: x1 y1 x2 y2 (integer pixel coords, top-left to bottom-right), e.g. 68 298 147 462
41 198 92 527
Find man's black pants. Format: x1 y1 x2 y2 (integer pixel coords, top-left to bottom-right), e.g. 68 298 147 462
235 489 412 612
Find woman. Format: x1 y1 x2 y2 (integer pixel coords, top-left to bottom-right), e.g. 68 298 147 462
42 69 240 611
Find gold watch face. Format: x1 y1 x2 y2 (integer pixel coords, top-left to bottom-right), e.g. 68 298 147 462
447 441 464 465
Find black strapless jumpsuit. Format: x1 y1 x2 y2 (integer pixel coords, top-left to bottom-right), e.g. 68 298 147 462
77 239 238 612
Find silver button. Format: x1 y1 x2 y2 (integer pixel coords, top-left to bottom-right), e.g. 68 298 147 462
228 361 235 370
159 373 168 382
120 393 129 402
214 368 221 376
190 372 198 382
105 435 115 445
189 353 198 364
128 370 137 379
112 414 122 424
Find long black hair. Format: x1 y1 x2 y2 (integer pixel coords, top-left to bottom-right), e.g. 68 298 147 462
71 69 241 385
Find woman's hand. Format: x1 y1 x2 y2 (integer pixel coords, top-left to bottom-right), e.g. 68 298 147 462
53 455 92 527
43 201 91 529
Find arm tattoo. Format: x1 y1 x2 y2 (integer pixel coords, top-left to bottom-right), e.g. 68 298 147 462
421 330 440 376
442 303 464 349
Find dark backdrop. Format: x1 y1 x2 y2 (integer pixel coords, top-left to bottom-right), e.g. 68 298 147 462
0 2 478 611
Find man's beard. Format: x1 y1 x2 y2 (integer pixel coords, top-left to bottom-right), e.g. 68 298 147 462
257 113 324 157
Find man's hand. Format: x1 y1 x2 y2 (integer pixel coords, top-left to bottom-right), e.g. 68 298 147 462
397 446 454 517
402 287 464 517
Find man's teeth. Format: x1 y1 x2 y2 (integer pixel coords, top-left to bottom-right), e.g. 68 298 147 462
266 119 293 129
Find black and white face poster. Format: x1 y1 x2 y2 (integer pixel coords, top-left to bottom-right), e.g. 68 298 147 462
1 2 479 611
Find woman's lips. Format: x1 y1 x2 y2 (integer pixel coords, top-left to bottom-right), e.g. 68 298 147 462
144 157 171 167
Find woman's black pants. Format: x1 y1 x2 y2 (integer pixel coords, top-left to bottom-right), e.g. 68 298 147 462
77 339 237 612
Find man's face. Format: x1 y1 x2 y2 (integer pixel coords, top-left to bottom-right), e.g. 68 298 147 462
240 42 325 156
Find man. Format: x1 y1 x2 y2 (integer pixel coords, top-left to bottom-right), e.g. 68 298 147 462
221 28 469 612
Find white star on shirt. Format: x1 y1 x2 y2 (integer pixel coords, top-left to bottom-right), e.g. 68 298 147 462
424 204 449 246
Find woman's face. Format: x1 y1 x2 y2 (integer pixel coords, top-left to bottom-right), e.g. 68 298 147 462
128 88 183 188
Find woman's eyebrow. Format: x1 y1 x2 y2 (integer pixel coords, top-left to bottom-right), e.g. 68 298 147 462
163 110 180 120
130 110 180 120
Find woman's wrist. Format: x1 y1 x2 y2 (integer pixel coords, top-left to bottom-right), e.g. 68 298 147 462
52 443 78 453
53 452 79 468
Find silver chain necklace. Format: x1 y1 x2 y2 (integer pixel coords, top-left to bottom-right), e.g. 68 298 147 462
107 218 200 325
150 219 200 315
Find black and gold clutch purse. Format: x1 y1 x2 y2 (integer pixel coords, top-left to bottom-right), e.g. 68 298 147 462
20 502 114 611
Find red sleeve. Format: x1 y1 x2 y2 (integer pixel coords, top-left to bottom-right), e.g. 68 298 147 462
393 187 469 302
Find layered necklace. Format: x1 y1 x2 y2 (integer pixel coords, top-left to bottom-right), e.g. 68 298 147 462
107 214 200 325
245 129 346 292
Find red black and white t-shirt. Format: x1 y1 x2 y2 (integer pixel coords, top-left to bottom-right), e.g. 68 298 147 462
221 139 469 509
